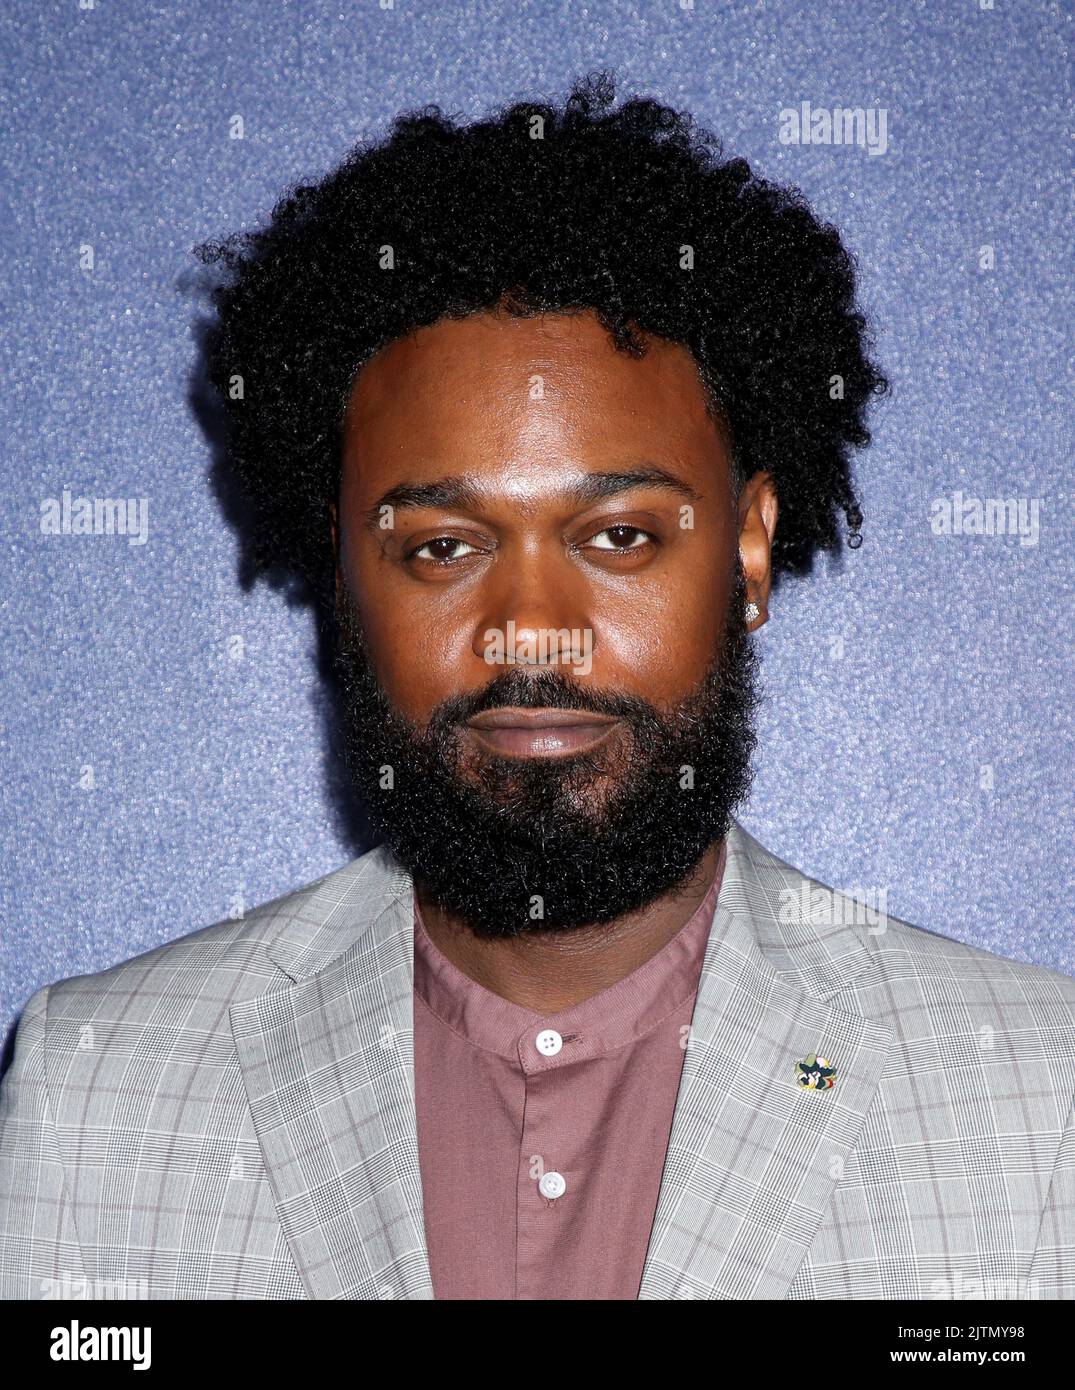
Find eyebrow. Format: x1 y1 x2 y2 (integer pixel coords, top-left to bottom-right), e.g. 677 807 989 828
362 465 703 529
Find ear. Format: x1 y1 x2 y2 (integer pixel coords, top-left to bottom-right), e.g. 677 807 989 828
737 471 778 631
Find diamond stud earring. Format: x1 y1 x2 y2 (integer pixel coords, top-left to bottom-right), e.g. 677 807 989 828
744 601 760 623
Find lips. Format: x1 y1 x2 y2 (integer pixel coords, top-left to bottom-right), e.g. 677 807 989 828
464 707 620 758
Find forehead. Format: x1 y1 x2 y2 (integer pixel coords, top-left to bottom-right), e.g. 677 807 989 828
341 309 724 489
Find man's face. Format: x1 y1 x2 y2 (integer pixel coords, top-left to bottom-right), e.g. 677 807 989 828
332 307 776 936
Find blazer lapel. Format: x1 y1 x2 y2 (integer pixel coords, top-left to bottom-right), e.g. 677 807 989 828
230 848 434 1300
638 822 894 1299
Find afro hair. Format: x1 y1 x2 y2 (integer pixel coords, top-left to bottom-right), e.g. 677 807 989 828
193 70 888 612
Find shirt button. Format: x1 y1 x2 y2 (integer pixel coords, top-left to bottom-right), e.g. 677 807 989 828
539 1171 567 1199
535 1029 563 1057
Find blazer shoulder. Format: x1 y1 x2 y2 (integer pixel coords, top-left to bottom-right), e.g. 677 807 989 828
36 843 400 1028
871 912 1075 998
730 819 1075 1015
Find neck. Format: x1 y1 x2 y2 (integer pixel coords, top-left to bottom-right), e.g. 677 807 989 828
414 838 723 1013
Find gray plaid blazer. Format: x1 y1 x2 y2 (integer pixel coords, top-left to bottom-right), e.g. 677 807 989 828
2 818 1073 1300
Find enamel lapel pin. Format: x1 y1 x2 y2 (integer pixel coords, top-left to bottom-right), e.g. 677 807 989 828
795 1054 836 1090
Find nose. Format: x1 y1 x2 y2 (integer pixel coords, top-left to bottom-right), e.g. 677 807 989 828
470 548 592 673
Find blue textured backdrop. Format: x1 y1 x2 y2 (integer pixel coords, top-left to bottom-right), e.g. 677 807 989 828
2 0 1072 1044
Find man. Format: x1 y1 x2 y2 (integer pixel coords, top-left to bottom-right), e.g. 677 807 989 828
1 73 1072 1301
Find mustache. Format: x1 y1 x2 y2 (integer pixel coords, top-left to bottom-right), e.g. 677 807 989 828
426 666 664 731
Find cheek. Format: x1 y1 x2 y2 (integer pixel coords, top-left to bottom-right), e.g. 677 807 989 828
596 586 728 700
347 548 477 721
593 543 734 701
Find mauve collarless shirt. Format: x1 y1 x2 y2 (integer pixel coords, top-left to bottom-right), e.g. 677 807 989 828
412 839 726 1300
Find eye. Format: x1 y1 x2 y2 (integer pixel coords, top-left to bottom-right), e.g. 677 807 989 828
409 536 481 562
586 525 654 551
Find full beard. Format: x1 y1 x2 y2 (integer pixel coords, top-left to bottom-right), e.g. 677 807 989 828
331 574 761 939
